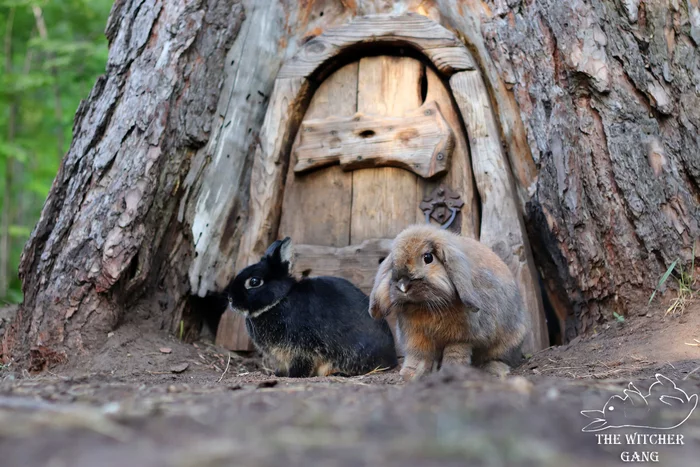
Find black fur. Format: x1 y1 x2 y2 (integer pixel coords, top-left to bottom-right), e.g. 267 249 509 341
225 238 398 377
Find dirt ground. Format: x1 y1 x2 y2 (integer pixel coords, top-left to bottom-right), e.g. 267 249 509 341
0 302 699 467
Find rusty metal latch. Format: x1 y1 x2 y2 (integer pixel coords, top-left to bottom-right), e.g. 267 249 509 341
420 184 464 231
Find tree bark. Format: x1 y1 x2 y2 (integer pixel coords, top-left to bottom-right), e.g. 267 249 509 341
2 0 244 369
3 0 699 368
473 0 700 339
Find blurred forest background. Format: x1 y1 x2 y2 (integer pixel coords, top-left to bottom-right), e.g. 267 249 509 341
0 0 112 304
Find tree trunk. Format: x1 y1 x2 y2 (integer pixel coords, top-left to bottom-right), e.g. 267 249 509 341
472 0 700 339
2 0 245 369
3 0 699 368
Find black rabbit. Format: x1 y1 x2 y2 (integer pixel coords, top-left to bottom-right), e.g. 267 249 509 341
225 237 398 377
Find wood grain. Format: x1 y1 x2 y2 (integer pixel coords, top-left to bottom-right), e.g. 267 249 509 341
188 0 286 298
236 77 307 262
292 239 393 294
450 70 548 353
278 13 475 80
421 67 479 238
351 56 424 243
217 76 308 351
293 100 454 179
279 62 358 247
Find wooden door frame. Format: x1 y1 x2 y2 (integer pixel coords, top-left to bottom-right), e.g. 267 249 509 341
219 13 549 353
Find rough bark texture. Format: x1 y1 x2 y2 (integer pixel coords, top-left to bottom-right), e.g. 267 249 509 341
476 0 700 339
3 0 699 367
2 0 244 369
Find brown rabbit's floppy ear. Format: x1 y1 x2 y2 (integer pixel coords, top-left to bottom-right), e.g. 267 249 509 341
434 238 481 313
369 253 393 320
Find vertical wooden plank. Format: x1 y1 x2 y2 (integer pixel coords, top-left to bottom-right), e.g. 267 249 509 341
216 77 306 351
352 56 424 356
450 70 548 353
279 63 358 247
351 56 424 243
421 67 480 238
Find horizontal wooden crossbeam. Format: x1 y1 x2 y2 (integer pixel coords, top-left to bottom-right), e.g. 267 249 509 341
293 101 454 179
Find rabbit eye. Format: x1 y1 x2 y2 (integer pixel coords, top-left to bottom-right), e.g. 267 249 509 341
423 253 434 264
245 277 264 289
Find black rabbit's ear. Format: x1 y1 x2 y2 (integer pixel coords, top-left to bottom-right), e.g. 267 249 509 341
264 240 281 258
264 237 294 268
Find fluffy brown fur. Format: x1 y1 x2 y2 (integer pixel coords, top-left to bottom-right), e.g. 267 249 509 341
369 224 529 380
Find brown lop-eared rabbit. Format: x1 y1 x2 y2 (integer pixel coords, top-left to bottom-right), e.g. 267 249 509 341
369 224 529 381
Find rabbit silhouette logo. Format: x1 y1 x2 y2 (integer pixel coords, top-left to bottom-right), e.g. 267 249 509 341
581 374 699 432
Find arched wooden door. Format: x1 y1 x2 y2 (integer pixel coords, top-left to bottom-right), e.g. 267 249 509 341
215 14 549 354
276 56 479 350
281 56 478 275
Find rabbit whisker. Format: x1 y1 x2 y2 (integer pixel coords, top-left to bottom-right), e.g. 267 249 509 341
247 319 257 341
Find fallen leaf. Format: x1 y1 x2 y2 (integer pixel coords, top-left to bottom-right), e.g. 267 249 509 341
170 363 189 373
159 347 172 354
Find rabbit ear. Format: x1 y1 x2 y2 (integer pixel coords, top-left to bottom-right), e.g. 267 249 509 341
434 237 480 312
278 237 293 264
581 419 608 432
264 237 294 270
369 253 393 320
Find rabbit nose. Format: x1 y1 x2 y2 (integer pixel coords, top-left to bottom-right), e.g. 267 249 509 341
397 277 410 293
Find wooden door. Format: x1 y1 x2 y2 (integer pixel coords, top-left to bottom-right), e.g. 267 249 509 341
277 56 479 350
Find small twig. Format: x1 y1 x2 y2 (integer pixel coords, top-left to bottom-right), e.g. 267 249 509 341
362 366 391 376
685 339 700 347
46 370 70 381
218 353 231 383
541 365 586 372
683 366 700 381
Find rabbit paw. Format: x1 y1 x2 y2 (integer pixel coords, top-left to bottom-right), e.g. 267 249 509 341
481 361 510 379
442 342 472 366
400 356 432 381
399 365 421 381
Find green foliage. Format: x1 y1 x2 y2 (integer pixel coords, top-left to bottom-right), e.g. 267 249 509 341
0 0 112 303
612 311 625 323
648 242 698 316
649 259 678 304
